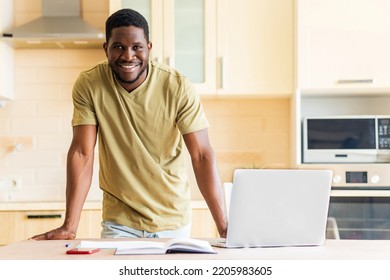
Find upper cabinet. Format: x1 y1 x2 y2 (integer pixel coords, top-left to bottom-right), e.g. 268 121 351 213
0 43 14 101
216 0 293 96
297 0 390 91
0 0 14 101
110 0 293 96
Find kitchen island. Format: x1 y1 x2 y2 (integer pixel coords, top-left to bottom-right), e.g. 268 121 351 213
1 238 389 280
0 238 389 260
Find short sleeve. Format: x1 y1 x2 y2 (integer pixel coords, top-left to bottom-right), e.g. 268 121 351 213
71 72 98 127
176 78 209 135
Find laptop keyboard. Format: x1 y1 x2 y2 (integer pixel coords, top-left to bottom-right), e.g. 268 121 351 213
209 238 227 248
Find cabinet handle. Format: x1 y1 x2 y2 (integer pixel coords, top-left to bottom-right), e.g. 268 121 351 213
27 214 62 219
337 79 374 84
219 57 225 89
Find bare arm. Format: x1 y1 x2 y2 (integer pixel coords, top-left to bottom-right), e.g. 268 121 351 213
30 125 97 240
183 128 228 237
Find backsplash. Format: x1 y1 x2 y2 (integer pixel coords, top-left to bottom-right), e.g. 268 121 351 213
0 49 106 202
0 49 291 202
200 98 291 193
184 96 292 200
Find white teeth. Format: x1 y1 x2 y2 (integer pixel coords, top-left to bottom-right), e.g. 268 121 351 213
122 65 137 69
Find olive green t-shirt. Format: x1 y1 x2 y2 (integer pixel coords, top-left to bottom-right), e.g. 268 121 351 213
71 60 209 232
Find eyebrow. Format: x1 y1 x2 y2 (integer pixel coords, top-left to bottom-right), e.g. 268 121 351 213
110 40 145 45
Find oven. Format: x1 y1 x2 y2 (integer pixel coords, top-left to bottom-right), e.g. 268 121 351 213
328 192 390 239
300 163 390 240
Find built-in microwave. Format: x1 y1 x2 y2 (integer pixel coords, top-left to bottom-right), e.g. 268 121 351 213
302 115 390 163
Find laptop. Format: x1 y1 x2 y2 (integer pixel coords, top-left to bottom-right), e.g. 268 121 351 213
212 169 332 248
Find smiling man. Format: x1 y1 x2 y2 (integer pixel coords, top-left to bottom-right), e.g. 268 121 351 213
31 8 227 240
105 22 150 91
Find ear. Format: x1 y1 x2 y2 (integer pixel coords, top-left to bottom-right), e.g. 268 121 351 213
103 42 108 57
148 41 153 51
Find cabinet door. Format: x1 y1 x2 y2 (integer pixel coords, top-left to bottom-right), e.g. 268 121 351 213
191 209 218 238
77 209 103 238
169 0 216 94
0 1 15 101
0 212 26 245
0 211 65 245
297 0 390 90
216 0 293 95
0 43 14 101
0 209 102 245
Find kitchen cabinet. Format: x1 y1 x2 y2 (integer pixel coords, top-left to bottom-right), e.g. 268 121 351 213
0 0 14 101
0 43 13 101
216 0 293 95
297 0 390 90
191 208 218 238
110 0 293 96
0 209 102 245
0 204 217 245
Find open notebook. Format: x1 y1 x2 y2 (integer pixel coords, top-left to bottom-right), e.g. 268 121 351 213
213 169 332 248
78 238 216 255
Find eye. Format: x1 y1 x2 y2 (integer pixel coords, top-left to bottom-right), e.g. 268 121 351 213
113 45 123 50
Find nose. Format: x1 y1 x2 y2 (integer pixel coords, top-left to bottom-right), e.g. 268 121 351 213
121 47 136 60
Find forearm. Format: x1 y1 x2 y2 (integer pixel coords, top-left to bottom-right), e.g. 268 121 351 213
192 151 228 237
63 145 95 235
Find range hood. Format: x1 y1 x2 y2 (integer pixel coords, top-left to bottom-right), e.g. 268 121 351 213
1 0 104 49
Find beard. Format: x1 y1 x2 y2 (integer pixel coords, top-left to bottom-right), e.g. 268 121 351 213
112 62 149 86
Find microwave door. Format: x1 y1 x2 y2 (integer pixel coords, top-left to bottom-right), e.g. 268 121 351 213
304 117 377 163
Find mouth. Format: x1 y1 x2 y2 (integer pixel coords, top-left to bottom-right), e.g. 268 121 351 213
117 61 141 72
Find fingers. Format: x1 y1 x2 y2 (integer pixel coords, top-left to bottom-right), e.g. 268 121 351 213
68 233 76 240
29 231 53 241
219 228 227 238
28 230 50 240
29 228 76 241
28 234 45 241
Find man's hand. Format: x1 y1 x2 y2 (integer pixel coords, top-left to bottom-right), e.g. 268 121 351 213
29 226 76 240
219 227 227 238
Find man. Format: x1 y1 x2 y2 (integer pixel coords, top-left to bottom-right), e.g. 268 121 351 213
31 8 227 240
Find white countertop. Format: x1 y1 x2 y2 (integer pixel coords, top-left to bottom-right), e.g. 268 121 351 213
1 239 388 280
0 239 389 260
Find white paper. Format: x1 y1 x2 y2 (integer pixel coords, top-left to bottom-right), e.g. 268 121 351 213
79 240 165 249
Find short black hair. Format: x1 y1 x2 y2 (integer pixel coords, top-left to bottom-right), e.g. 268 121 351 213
105 8 150 42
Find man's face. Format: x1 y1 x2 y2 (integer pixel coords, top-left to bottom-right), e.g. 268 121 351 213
104 25 152 92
